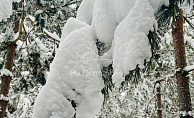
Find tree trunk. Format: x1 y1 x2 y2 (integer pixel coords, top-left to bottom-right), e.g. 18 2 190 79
156 82 162 118
0 1 23 117
171 13 193 117
0 43 17 118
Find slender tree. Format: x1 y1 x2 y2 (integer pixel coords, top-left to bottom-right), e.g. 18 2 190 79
157 0 193 117
0 3 24 117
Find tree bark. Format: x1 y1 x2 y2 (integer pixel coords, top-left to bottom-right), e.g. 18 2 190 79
0 43 17 118
156 82 162 118
0 1 23 117
172 13 193 117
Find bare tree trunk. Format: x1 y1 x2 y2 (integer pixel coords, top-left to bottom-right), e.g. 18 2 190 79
0 1 23 116
156 82 162 118
171 13 193 118
0 43 17 117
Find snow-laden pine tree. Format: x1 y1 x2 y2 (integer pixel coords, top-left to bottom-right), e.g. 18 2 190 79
156 0 193 117
32 0 174 117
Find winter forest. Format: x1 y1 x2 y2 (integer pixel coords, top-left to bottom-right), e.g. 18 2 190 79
0 0 194 118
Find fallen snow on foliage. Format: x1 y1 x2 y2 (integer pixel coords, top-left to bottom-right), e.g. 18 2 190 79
0 68 13 77
112 0 155 87
33 26 104 118
0 0 12 22
61 18 88 43
76 0 95 25
34 0 168 117
92 0 117 46
43 29 60 41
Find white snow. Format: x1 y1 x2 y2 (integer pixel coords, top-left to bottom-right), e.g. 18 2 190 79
0 57 3 63
155 83 160 88
61 18 88 43
35 10 43 16
0 94 9 101
33 0 168 117
184 64 194 72
0 68 13 77
0 0 12 22
13 0 21 3
14 32 19 40
92 0 165 46
0 34 4 43
92 0 117 46
43 29 60 41
33 26 104 118
76 0 95 25
112 0 155 87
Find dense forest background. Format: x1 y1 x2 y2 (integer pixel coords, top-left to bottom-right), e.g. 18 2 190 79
0 0 193 118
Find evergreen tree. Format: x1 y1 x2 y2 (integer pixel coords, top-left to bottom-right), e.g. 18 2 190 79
156 0 193 117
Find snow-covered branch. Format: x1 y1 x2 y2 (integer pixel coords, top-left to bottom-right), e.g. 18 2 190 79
184 65 194 72
43 29 60 42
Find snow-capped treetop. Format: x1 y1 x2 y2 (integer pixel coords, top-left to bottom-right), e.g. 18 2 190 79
0 0 12 22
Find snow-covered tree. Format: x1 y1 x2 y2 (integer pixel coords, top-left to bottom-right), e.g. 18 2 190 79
32 0 170 117
156 0 193 117
0 0 193 117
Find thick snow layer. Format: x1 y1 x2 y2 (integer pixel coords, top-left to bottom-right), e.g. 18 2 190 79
34 0 168 116
76 0 95 25
0 0 12 22
0 68 13 77
112 0 155 87
92 0 153 46
61 18 88 43
92 0 117 46
33 26 104 118
113 1 136 23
